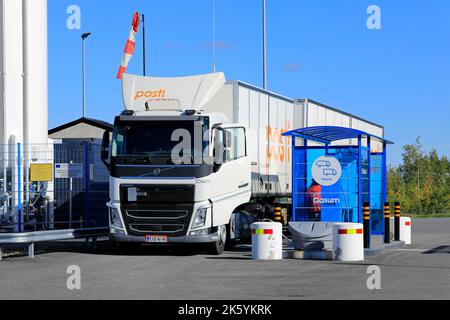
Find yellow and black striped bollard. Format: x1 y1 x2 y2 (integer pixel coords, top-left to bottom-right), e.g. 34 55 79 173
394 202 401 241
363 202 370 248
384 202 390 244
274 206 282 223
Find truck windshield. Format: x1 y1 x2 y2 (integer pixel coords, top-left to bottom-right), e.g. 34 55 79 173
111 121 209 165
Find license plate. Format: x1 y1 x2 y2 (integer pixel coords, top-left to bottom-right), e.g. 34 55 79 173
144 235 168 243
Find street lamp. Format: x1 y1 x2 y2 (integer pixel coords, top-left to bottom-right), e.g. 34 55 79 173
262 0 267 90
81 32 91 118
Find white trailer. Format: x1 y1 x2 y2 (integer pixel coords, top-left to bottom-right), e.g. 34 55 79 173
296 99 384 153
205 82 384 198
102 72 384 254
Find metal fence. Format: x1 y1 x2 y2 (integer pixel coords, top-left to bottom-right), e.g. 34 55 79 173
0 140 109 234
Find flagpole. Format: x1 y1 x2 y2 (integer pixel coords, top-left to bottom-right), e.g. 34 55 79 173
142 13 146 76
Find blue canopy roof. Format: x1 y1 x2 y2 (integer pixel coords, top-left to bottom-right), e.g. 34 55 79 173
282 126 394 145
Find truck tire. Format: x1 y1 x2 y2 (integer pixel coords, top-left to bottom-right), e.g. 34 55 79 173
207 225 227 255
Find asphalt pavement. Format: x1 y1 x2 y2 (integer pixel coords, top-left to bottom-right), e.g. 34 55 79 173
0 218 449 300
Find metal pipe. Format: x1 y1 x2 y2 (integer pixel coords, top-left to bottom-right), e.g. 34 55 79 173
17 142 21 232
1 0 8 198
22 0 30 216
262 0 267 89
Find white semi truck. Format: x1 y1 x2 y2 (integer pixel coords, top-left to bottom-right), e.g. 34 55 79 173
101 72 384 254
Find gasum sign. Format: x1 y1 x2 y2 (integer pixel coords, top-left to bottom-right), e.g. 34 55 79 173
312 156 342 186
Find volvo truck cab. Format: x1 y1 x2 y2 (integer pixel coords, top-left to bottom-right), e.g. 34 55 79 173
101 73 251 254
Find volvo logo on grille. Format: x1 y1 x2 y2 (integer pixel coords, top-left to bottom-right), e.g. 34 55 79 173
153 168 161 176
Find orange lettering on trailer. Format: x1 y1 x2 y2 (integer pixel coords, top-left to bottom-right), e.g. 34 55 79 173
265 124 292 164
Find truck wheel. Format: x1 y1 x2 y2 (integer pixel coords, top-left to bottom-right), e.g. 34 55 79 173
207 225 226 255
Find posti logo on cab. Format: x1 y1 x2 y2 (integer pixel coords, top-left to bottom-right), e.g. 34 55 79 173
134 89 166 100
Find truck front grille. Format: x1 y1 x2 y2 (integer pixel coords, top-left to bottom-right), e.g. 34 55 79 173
121 205 193 237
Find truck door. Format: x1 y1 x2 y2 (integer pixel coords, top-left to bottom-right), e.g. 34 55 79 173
210 125 251 227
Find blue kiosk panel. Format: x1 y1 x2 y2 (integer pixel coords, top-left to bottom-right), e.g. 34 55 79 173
284 126 392 238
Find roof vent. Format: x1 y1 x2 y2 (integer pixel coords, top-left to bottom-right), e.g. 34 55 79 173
184 109 197 116
121 110 135 116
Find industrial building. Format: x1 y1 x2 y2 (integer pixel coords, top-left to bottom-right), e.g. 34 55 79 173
49 117 112 230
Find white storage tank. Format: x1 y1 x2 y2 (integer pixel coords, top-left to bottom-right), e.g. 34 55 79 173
0 0 50 231
0 0 48 146
24 0 48 146
0 0 24 146
251 221 283 260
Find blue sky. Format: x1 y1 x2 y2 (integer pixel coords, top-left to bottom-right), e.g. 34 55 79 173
48 0 450 165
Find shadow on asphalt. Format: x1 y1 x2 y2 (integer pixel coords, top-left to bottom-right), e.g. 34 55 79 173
32 240 252 258
204 256 252 260
330 261 450 270
422 246 450 254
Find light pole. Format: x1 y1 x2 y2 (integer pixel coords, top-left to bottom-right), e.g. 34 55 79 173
212 0 216 73
81 32 91 118
262 0 267 90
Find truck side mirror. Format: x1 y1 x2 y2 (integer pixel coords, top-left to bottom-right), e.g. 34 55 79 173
224 130 232 148
213 128 224 172
101 130 110 170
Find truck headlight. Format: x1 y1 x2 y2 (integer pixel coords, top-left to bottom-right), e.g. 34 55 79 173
191 207 208 229
110 207 123 229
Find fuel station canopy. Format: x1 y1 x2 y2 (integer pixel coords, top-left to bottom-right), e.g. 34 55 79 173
283 126 393 236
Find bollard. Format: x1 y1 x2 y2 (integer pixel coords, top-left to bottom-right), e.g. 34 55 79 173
363 202 370 248
394 202 401 241
400 217 412 245
332 223 364 261
274 205 282 223
384 202 390 244
251 222 283 260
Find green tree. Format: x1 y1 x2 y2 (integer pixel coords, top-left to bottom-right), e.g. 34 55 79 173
387 137 450 215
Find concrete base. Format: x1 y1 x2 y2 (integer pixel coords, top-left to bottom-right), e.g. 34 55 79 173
364 241 405 256
283 241 405 260
283 249 333 260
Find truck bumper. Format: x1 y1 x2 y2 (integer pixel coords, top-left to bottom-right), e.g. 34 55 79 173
110 230 220 244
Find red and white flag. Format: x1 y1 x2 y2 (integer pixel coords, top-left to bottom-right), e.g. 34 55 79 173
117 12 140 79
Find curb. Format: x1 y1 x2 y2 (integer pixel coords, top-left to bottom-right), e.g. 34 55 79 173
364 241 405 256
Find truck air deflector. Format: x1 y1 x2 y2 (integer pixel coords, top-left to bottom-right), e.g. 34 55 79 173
122 72 226 112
